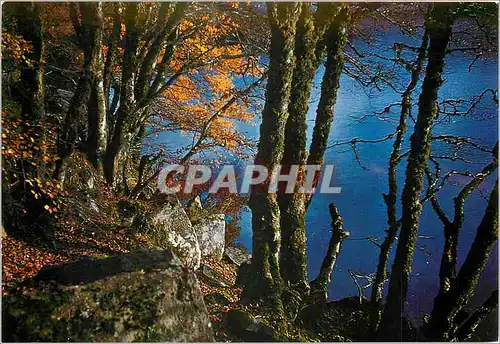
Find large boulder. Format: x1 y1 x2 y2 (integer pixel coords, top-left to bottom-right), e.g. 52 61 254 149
193 214 225 261
185 196 226 261
3 249 214 342
151 198 201 270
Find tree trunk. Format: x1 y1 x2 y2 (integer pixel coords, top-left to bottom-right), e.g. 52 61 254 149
242 3 300 312
103 4 139 186
135 3 187 103
12 2 46 125
305 5 349 195
378 6 454 340
278 2 344 294
87 64 107 174
370 25 429 328
54 3 104 185
425 182 498 340
456 290 498 341
278 3 316 293
309 203 349 303
103 4 122 116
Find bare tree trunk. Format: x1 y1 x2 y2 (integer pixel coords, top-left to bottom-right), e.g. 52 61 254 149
135 3 187 102
54 3 104 185
378 6 455 340
429 149 497 310
425 182 498 340
103 4 122 117
370 24 429 329
309 203 349 303
242 3 300 313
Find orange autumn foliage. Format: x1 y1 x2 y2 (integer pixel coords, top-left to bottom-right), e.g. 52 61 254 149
149 4 264 160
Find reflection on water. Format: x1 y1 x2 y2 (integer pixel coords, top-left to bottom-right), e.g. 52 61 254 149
236 49 498 320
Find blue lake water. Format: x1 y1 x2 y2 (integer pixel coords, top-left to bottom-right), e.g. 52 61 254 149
154 33 498 322
235 48 498 320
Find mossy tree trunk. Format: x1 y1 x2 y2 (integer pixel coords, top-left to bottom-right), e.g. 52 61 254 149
370 23 429 329
306 5 349 179
54 3 104 185
456 290 498 341
103 4 139 186
86 8 108 175
278 2 335 294
424 182 498 340
12 2 46 125
378 5 455 340
242 3 300 312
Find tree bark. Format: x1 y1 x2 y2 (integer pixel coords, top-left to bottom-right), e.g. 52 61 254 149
370 25 429 328
135 3 187 103
306 6 349 168
378 6 455 340
103 4 139 186
12 2 46 125
456 290 498 341
278 2 343 294
54 3 104 185
87 61 107 174
103 4 122 116
425 182 498 340
242 3 300 311
309 203 350 303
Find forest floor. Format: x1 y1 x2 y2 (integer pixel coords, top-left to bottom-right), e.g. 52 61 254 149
1 201 247 342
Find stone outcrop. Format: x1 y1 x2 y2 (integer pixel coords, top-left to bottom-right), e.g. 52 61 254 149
185 196 226 261
224 246 251 266
193 214 225 260
3 249 214 342
151 198 201 270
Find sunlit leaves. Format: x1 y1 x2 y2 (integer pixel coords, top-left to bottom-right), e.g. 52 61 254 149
1 30 33 65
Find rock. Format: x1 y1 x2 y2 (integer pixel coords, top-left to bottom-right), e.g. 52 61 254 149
200 264 228 288
223 309 278 342
224 246 251 266
117 199 139 227
3 249 214 342
151 198 201 270
298 296 373 342
88 199 99 213
193 214 225 260
35 249 182 285
204 292 231 306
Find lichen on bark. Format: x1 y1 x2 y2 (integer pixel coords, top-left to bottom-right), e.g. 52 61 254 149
243 3 300 314
379 5 455 340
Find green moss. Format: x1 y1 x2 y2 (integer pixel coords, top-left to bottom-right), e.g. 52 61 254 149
3 270 209 342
